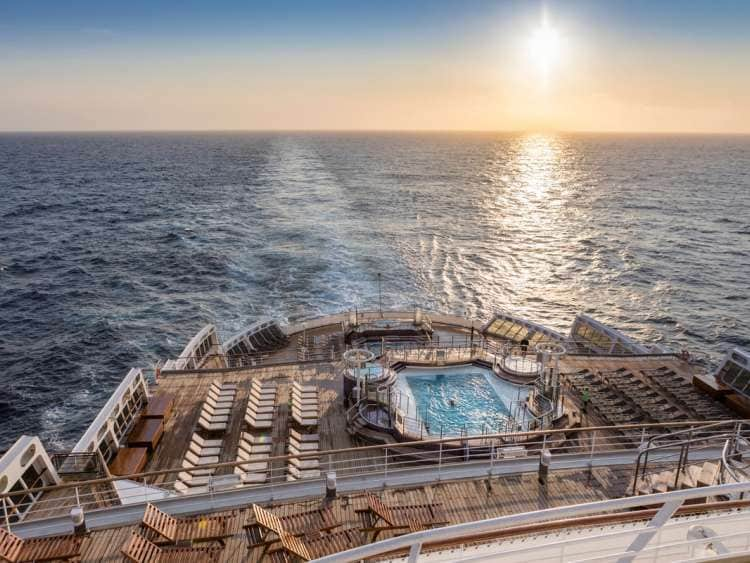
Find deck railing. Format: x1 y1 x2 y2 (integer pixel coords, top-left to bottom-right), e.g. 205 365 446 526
314 480 750 563
1 420 743 532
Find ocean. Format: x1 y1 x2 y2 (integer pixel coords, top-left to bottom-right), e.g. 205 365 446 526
0 131 748 449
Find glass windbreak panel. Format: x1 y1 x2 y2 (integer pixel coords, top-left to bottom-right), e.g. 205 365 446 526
589 329 614 351
730 366 750 394
8 482 33 513
718 362 743 387
21 465 43 489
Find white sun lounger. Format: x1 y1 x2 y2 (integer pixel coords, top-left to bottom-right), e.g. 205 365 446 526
292 406 319 420
174 479 209 495
189 441 221 458
247 394 275 408
289 457 320 470
181 460 213 477
245 414 273 429
199 415 227 432
287 465 321 481
291 410 318 427
184 450 219 466
291 401 318 415
201 403 231 417
292 381 317 392
289 429 319 442
291 393 318 405
192 434 223 449
206 393 233 409
240 432 272 445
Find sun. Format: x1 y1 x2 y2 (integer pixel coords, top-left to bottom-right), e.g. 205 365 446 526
528 22 561 77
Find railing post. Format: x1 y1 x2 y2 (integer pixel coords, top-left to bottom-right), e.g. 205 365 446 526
143 477 148 504
384 447 388 484
407 541 422 563
438 443 443 478
590 430 597 460
2 497 10 531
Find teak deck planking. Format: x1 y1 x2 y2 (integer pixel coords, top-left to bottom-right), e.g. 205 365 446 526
65 465 635 562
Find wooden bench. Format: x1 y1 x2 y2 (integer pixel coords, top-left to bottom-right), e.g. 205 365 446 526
109 447 149 476
0 527 84 562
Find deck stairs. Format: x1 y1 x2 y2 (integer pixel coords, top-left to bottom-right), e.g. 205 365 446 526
633 461 721 495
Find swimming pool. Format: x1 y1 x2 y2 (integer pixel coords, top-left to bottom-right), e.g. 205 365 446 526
395 365 529 436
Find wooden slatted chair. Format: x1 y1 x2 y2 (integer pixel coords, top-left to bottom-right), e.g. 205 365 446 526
0 527 84 563
141 503 239 546
357 493 449 539
244 504 339 555
122 531 224 562
271 529 362 561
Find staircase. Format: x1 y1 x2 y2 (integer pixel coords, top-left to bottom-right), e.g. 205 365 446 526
633 461 720 495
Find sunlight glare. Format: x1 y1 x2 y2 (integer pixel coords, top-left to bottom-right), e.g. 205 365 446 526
528 22 561 83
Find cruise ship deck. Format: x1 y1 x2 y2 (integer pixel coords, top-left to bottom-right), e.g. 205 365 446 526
2 309 750 561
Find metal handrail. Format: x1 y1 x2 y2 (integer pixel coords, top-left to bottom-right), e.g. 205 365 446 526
314 480 750 563
631 420 750 495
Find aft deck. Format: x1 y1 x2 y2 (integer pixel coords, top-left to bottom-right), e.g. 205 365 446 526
55 465 636 562
19 352 734 525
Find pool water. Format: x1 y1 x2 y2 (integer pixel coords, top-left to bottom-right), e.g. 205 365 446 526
401 368 526 436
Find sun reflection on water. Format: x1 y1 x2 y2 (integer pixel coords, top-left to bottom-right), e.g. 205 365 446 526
515 133 563 196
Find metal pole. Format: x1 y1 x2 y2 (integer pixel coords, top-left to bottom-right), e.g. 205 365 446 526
378 273 383 318
2 498 10 531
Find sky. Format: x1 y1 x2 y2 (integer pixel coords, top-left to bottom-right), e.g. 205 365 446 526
0 0 748 133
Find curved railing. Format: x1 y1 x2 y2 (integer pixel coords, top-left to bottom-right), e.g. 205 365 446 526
315 481 750 563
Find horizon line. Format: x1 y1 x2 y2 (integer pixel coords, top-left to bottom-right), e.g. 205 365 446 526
1 128 749 136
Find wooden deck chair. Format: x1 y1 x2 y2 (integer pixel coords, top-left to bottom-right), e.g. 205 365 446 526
357 493 449 539
244 504 339 554
0 527 84 563
271 529 362 561
141 503 239 546
122 531 223 562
